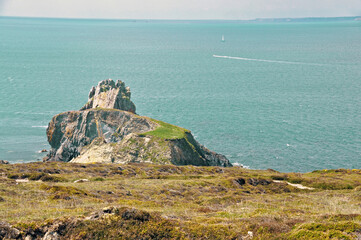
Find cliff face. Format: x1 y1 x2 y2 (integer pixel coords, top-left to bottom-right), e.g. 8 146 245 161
45 109 156 162
45 79 232 167
70 129 231 167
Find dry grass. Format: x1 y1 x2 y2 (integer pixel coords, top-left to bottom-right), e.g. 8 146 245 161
0 162 360 239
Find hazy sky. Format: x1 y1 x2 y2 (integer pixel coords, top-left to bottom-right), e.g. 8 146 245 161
0 0 360 20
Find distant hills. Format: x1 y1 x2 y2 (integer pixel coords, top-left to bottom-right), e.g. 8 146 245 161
251 16 361 22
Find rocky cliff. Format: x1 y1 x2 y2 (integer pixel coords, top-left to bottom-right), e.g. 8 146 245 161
80 79 136 113
45 79 232 167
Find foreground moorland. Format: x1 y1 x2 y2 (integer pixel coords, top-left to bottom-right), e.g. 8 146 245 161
0 162 360 239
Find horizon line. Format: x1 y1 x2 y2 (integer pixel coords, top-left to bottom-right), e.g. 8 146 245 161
0 15 360 22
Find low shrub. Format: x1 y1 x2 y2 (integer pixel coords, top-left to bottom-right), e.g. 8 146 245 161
40 184 89 200
91 177 105 181
310 182 354 190
40 175 66 182
7 172 65 182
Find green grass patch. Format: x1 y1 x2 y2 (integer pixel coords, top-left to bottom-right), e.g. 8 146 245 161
285 221 361 240
139 119 189 139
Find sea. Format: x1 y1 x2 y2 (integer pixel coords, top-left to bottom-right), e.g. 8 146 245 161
1 17 361 172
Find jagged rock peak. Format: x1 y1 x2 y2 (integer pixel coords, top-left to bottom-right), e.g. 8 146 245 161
80 79 136 113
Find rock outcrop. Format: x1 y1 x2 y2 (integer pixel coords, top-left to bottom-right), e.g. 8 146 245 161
0 222 20 239
45 79 232 167
0 207 160 240
45 109 156 162
81 79 136 113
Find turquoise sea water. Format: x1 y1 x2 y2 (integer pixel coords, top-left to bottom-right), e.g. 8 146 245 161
0 17 361 172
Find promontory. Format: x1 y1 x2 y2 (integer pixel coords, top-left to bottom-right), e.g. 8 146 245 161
44 79 232 167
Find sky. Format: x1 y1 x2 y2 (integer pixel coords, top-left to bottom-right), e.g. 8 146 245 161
0 0 360 20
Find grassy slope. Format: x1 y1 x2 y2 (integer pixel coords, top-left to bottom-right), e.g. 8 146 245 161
0 162 360 239
140 119 190 139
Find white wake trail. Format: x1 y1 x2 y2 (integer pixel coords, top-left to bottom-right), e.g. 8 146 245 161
213 55 326 66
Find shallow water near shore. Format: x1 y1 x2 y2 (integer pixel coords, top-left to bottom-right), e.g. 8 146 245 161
0 17 361 172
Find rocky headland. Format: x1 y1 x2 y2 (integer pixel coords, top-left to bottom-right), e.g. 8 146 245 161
44 79 232 167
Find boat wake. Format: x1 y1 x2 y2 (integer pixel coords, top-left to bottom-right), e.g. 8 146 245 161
213 55 326 66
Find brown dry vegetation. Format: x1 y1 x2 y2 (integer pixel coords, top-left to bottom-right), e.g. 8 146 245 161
0 162 360 239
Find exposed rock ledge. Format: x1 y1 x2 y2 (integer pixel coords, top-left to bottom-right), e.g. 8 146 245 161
80 79 136 113
45 79 232 167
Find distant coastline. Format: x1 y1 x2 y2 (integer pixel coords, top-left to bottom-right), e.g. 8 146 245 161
0 15 360 23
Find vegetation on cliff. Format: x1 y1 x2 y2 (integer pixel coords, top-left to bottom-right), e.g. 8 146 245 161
0 162 360 239
141 119 190 139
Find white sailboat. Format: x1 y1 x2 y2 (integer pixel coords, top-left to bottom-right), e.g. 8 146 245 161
221 35 225 42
